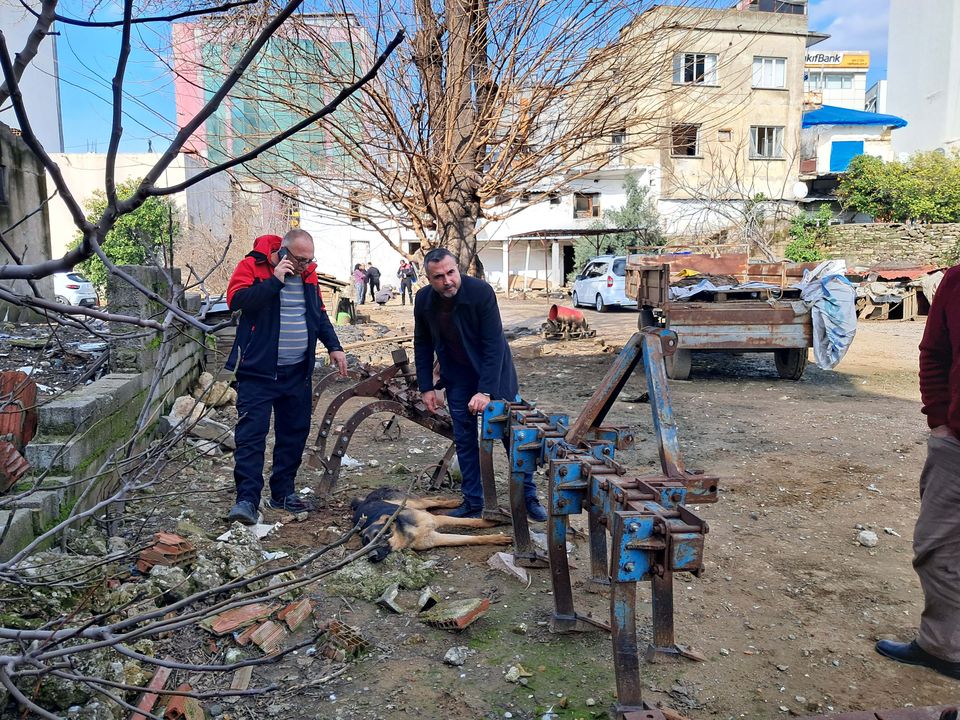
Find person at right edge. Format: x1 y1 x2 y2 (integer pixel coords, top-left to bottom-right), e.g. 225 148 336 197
875 264 960 680
413 248 547 521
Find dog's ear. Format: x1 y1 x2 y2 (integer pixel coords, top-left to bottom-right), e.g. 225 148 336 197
349 497 361 512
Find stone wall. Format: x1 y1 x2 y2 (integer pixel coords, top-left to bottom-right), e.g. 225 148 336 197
0 267 204 560
821 223 960 267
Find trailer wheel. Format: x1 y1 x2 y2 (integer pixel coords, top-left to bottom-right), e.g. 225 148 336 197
775 348 808 380
665 349 692 380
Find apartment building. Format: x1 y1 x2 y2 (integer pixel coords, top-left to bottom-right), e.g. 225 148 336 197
476 2 814 287
621 4 810 238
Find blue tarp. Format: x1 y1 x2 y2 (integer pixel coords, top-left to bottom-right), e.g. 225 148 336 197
802 105 908 129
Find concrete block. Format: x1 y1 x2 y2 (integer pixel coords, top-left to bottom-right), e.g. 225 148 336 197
37 373 143 434
9 489 63 532
0 509 36 561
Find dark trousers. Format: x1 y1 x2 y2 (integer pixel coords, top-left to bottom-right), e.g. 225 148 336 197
400 280 413 305
445 366 535 509
914 434 960 661
234 361 312 506
368 276 380 296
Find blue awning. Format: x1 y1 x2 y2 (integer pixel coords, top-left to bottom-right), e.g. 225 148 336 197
802 105 908 129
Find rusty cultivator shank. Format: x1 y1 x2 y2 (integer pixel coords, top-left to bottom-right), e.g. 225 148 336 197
310 331 715 719
481 326 718 719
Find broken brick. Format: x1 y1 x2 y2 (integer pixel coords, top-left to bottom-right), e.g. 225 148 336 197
202 602 279 636
234 622 261 646
322 620 369 657
137 533 196 574
277 598 313 631
162 685 203 720
130 665 172 720
249 620 286 655
419 598 490 631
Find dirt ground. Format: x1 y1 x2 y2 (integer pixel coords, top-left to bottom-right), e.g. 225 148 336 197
174 295 956 720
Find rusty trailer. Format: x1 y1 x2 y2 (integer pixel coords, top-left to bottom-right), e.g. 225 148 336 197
626 254 819 380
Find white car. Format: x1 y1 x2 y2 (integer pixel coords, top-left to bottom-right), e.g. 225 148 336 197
571 255 637 312
53 272 99 307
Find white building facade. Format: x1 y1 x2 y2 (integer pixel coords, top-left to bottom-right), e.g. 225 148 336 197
45 153 233 258
0 4 63 152
803 50 870 111
886 0 960 155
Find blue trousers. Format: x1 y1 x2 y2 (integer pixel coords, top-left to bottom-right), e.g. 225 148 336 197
445 369 536 509
234 361 312 506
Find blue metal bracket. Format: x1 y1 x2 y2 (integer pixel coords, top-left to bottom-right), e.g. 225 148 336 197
549 459 586 516
612 512 658 582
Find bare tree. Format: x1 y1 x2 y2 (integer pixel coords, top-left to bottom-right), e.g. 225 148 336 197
176 1 735 272
661 131 802 260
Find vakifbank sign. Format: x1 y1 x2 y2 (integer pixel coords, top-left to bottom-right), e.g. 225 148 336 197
804 51 870 69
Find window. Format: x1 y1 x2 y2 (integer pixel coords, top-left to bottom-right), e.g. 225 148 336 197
752 57 786 88
750 126 784 159
671 124 700 156
574 192 600 219
718 129 733 142
611 128 627 146
549 193 561 205
825 73 852 90
804 72 822 90
612 258 626 277
672 53 718 85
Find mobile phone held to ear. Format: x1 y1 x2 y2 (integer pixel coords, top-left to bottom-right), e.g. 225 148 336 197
277 247 293 277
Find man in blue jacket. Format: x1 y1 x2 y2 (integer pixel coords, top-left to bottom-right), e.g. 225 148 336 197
224 230 347 525
413 248 546 520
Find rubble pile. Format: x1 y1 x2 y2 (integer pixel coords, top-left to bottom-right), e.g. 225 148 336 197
0 325 108 397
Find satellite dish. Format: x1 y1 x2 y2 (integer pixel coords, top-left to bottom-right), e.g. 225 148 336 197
793 182 809 199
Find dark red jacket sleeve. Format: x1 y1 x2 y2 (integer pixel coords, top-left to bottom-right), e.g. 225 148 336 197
919 270 957 429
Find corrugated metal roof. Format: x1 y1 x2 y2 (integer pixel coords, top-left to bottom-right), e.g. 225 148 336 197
802 105 908 129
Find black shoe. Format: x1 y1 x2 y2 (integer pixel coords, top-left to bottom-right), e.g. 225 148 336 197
876 639 960 680
227 500 259 526
525 498 548 522
446 503 482 519
268 493 312 514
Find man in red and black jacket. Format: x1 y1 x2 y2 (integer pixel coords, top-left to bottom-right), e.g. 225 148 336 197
876 265 960 679
224 230 347 525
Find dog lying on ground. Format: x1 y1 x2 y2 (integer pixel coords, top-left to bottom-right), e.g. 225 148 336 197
350 487 512 562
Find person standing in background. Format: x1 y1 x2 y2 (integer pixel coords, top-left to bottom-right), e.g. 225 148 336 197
875 265 960 680
353 263 367 305
366 263 381 300
398 260 417 306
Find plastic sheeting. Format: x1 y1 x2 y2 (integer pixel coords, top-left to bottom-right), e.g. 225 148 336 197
792 260 857 370
668 280 781 300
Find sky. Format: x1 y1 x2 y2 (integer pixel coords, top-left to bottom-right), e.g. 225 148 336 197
808 0 890 87
50 0 891 155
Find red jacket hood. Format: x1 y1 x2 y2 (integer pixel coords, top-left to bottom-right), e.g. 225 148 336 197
242 233 318 283
252 234 283 257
